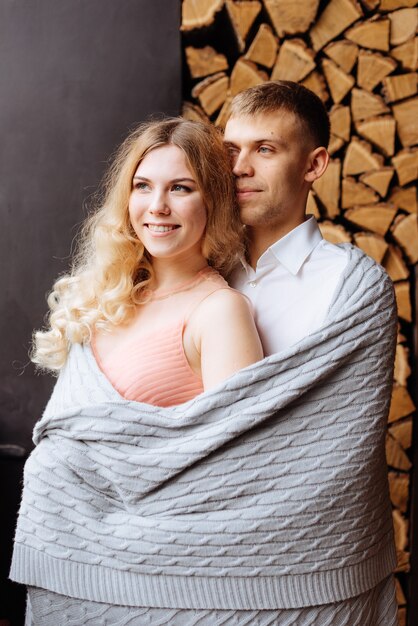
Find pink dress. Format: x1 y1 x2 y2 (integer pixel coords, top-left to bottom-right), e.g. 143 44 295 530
92 267 229 407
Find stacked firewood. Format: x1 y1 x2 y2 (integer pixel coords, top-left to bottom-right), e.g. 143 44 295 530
181 0 417 622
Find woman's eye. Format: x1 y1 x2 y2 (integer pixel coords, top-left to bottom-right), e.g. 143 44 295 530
172 184 191 192
134 181 149 191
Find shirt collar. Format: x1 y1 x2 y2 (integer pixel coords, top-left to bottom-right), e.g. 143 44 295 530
241 215 323 276
240 216 323 277
269 216 323 275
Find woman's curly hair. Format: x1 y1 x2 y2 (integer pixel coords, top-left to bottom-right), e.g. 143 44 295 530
32 118 244 372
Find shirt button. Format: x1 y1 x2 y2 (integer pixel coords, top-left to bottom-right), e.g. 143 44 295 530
249 281 257 288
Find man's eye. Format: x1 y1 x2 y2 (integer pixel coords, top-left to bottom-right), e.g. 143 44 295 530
259 146 272 154
227 148 239 161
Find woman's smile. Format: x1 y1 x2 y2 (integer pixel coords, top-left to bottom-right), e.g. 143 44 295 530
145 223 180 234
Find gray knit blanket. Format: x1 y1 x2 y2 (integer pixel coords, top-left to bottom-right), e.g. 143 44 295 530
11 245 397 611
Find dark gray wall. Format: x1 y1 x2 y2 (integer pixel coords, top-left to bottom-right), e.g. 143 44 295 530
0 0 182 451
0 2 181 621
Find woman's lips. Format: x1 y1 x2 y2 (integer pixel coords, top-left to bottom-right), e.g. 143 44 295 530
146 224 179 232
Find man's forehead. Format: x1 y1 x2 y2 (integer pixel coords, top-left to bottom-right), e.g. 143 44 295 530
224 110 303 141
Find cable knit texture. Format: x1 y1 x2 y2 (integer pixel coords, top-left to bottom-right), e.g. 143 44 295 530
11 245 397 610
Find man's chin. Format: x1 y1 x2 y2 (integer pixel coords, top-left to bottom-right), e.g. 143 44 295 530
240 213 279 229
239 207 265 227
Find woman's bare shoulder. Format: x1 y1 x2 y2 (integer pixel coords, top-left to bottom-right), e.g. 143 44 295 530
195 286 253 319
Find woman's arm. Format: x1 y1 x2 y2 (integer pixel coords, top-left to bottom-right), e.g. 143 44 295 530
185 289 263 390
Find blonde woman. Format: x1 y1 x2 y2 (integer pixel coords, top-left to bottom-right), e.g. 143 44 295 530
12 118 262 624
32 118 262 388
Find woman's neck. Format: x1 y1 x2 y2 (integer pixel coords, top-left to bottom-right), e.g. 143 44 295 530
150 253 209 292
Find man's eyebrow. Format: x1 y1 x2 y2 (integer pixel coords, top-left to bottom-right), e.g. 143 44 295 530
257 138 287 147
223 138 287 147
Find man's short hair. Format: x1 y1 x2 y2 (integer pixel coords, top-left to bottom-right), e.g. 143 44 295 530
229 80 330 148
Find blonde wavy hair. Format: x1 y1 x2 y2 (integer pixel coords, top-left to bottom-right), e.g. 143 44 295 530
33 117 244 372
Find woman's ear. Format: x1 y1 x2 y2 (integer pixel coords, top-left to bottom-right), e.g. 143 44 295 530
304 147 329 183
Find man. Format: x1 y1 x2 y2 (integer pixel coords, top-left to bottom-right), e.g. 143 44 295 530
224 81 399 623
225 80 348 354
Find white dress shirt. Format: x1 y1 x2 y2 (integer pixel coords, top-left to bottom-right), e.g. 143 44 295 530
231 217 348 355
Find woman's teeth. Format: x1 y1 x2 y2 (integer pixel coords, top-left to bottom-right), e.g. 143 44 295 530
147 224 177 232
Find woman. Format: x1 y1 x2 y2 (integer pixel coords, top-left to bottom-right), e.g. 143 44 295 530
32 118 262 388
12 118 263 624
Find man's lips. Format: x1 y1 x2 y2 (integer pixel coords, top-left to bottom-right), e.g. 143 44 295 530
236 188 261 196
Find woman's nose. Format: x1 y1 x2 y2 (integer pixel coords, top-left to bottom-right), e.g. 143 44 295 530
149 192 170 214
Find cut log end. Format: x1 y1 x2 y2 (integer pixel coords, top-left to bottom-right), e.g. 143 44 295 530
344 204 397 235
225 0 262 52
265 0 321 39
271 39 316 82
343 138 384 176
185 46 228 79
359 167 394 197
391 213 418 264
312 159 341 217
353 232 388 262
382 244 410 281
181 0 224 31
244 23 278 68
356 50 397 92
318 220 352 243
309 0 362 51
389 383 416 424
394 281 413 322
345 16 391 52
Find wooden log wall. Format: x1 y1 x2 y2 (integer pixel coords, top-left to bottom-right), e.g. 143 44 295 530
181 0 418 623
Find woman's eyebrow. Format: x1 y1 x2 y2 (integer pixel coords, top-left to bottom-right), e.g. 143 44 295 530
170 177 196 183
132 175 196 183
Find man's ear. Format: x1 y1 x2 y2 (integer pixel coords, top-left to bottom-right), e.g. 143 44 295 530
304 147 329 183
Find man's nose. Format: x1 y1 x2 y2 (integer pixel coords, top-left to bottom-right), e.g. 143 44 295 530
232 151 254 177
